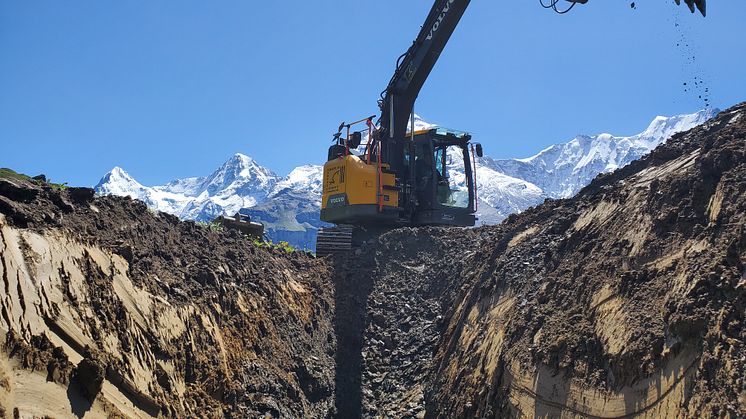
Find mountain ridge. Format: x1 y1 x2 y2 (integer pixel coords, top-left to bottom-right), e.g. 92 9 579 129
95 108 718 247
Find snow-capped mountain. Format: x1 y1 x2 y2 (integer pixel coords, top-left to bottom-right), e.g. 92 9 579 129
270 165 323 198
95 167 194 215
175 153 279 221
431 108 716 224
96 153 282 222
95 166 150 200
95 154 326 250
95 108 717 249
480 109 717 201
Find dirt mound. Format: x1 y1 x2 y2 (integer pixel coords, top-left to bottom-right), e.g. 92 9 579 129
337 103 745 417
0 178 336 417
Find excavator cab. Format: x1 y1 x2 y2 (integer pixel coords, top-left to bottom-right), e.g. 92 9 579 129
317 123 480 255
409 128 477 226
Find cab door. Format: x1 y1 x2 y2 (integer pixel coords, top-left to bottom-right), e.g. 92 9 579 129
413 141 436 210
433 142 473 211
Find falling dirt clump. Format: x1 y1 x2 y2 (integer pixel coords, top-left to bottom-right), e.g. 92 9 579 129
0 177 336 417
337 103 745 418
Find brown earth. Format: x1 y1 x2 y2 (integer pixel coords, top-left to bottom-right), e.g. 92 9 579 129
0 102 744 418
0 178 336 417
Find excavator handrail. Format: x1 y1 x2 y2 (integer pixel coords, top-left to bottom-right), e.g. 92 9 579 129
469 143 478 211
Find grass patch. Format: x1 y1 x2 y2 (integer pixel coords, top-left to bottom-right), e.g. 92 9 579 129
0 168 33 182
196 219 225 232
0 168 68 190
253 238 296 253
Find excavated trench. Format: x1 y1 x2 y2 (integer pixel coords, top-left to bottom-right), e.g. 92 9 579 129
333 102 745 418
0 102 744 418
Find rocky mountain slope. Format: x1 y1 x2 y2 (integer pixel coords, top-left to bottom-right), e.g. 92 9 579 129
334 103 745 417
95 109 716 247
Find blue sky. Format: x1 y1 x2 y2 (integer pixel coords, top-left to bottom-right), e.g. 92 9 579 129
1 1 744 187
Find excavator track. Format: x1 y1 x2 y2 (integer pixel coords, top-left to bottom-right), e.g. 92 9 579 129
316 225 355 257
316 225 389 257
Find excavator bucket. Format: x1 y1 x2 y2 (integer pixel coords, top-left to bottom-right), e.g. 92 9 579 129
217 213 264 240
676 0 706 16
574 0 705 16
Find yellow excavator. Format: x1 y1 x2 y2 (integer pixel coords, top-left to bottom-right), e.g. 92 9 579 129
316 0 706 255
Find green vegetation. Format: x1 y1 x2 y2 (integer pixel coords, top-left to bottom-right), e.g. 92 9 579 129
0 168 68 190
196 219 225 232
48 182 69 191
198 216 295 253
252 238 296 253
0 168 33 182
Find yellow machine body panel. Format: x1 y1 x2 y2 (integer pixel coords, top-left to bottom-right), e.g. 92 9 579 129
320 154 398 223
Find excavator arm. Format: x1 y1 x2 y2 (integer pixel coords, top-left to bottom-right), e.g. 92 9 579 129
374 0 706 217
379 0 471 152
318 0 707 253
377 0 706 156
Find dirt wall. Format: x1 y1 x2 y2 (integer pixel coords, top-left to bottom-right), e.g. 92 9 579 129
0 180 336 418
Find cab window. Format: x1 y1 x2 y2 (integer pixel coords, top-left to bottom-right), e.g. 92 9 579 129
434 144 469 209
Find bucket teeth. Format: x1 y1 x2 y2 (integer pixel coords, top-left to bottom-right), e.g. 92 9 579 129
675 0 706 16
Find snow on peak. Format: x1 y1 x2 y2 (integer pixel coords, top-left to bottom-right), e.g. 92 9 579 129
638 108 718 146
198 153 278 198
108 166 136 182
490 108 717 200
411 114 436 132
228 152 257 168
283 165 322 189
271 165 324 198
95 153 287 222
109 166 130 178
95 167 144 196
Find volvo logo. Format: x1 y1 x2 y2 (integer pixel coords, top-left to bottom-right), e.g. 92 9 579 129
426 0 456 40
327 194 348 208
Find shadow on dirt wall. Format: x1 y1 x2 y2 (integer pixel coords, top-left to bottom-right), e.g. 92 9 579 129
331 256 374 418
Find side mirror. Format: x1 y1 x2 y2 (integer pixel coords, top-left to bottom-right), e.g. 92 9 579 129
475 143 483 158
349 131 362 148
